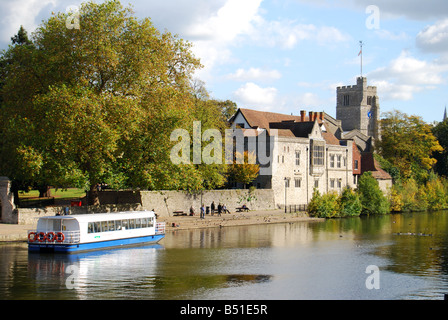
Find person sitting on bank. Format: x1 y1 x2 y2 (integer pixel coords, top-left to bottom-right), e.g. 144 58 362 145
189 205 195 216
222 204 230 214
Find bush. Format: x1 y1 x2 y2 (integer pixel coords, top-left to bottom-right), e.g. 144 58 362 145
308 187 362 218
308 189 340 218
357 172 390 214
339 187 362 217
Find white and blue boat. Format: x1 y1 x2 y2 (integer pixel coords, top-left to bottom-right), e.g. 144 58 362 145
28 211 165 253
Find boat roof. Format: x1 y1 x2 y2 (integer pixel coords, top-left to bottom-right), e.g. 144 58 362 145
37 211 156 223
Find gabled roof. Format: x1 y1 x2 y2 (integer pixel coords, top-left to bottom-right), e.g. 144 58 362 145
230 108 343 143
234 108 303 129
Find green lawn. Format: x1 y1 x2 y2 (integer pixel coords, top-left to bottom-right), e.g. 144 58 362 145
19 188 85 199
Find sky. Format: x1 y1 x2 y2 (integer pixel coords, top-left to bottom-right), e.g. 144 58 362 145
1 0 448 123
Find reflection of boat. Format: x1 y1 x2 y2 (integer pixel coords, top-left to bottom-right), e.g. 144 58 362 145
28 211 165 253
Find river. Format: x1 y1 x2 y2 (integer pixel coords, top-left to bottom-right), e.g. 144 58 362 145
2 210 448 300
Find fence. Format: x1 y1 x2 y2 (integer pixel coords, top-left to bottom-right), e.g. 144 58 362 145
284 204 307 213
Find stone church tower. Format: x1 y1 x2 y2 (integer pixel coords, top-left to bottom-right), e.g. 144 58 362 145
336 77 381 143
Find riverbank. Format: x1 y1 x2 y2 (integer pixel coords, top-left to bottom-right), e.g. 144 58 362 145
0 209 323 242
159 209 323 231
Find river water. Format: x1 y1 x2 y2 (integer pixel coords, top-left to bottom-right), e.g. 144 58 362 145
2 211 448 300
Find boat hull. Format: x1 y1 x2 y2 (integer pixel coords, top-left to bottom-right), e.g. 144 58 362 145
28 234 165 253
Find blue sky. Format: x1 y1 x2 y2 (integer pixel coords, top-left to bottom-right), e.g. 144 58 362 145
2 0 448 123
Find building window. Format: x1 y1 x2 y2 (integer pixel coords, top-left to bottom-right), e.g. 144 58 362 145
330 179 335 188
295 178 301 188
343 157 347 167
295 151 301 166
343 94 350 106
282 155 284 163
330 154 335 168
314 179 319 188
312 145 324 166
354 160 359 170
285 178 290 188
337 155 342 168
337 179 342 189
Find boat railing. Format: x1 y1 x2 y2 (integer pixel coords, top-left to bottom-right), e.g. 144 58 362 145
155 222 165 235
28 230 81 244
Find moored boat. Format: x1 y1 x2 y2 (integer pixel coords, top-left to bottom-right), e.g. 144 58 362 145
28 211 165 253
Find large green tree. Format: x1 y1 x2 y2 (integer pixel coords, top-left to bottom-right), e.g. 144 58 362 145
0 0 231 205
378 110 443 183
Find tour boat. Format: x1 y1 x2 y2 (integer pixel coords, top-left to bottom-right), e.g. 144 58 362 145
27 211 165 253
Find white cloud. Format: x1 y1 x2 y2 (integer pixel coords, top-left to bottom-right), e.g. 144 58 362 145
227 67 282 82
0 0 59 44
416 19 448 54
233 82 278 109
247 17 351 49
183 0 263 79
185 0 262 42
368 51 448 101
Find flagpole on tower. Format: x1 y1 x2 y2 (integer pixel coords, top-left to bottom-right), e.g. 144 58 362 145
359 41 363 77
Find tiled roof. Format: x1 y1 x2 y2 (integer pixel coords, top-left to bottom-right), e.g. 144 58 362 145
361 153 392 180
233 108 343 143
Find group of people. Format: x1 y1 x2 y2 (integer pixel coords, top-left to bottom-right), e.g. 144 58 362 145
190 201 231 219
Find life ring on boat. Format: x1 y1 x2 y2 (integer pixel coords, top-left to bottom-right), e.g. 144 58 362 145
37 232 46 242
56 232 65 243
46 232 56 242
28 232 37 242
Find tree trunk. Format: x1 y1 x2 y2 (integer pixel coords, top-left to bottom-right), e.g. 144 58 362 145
88 184 100 206
38 185 51 198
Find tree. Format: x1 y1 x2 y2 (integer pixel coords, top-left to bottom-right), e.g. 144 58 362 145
357 172 390 214
378 110 443 183
1 1 227 205
227 151 259 188
432 119 448 177
11 25 32 45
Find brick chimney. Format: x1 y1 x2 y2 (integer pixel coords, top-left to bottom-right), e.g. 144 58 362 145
300 110 306 122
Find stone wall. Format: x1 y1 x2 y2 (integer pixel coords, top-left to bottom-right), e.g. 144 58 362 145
139 189 276 217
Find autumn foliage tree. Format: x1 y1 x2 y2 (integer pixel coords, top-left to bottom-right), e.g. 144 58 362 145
0 0 233 205
378 110 443 183
227 151 260 188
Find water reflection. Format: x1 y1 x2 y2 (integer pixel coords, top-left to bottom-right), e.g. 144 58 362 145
2 211 448 299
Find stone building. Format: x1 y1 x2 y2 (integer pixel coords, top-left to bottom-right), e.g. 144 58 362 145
228 77 391 207
336 76 381 151
229 109 358 208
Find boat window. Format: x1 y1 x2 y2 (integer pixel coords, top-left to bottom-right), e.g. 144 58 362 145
101 221 108 232
86 216 154 234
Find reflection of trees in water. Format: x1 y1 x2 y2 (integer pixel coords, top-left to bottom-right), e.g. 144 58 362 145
370 211 448 277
